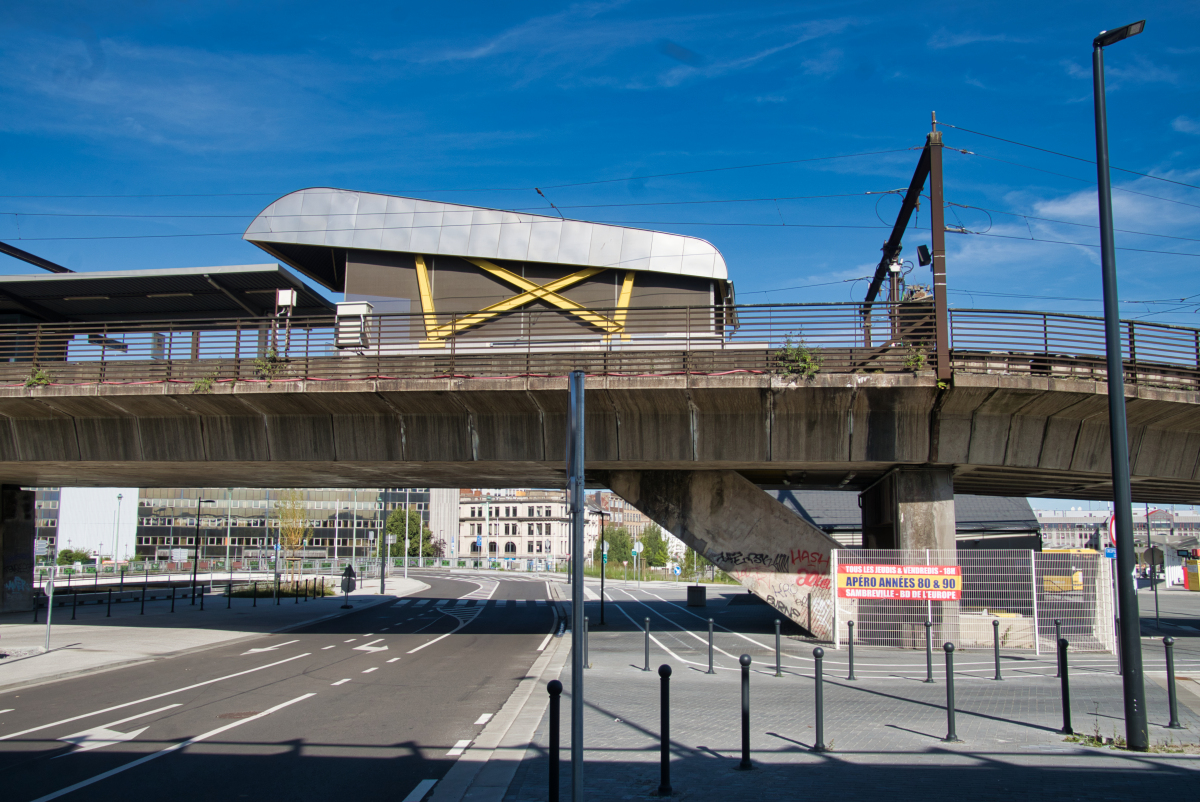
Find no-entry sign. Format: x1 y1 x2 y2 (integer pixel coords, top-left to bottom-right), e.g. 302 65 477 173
837 564 962 601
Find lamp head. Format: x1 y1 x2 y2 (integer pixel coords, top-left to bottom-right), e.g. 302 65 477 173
1094 20 1145 48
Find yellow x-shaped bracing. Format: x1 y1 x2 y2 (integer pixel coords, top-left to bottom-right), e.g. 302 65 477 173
417 257 633 345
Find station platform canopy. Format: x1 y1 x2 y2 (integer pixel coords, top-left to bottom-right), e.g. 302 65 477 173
0 264 333 324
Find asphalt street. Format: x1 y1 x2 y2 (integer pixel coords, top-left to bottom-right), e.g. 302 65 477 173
0 572 559 802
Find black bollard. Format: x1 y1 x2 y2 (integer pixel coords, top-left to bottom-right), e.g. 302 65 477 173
847 620 856 681
304 579 309 602
253 581 257 607
32 591 40 623
72 591 78 620
707 619 715 675
170 584 176 613
774 619 783 678
584 615 590 669
200 583 205 611
294 581 299 604
644 617 651 671
1058 637 1073 735
548 679 562 802
1054 619 1062 678
227 581 232 609
1165 637 1183 730
812 647 827 752
993 619 1003 681
140 583 146 615
658 664 672 796
924 620 934 683
106 587 112 618
738 654 752 769
942 643 961 742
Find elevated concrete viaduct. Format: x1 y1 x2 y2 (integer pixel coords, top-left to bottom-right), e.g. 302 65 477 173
3 369 1199 628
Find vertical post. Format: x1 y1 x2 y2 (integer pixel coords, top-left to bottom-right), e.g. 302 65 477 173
847 621 856 681
72 590 78 620
738 654 752 769
774 619 783 677
1093 37 1148 753
599 514 605 626
228 580 233 609
200 582 205 611
106 587 112 618
1055 619 1062 677
1030 551 1041 656
567 369 586 802
1058 637 1073 735
830 548 839 650
43 567 55 652
993 619 1003 681
658 664 672 797
170 584 176 613
548 679 562 802
812 647 826 752
928 122 950 382
584 615 590 669
1164 637 1183 729
252 581 257 607
924 620 934 683
942 643 960 742
644 617 651 671
140 582 147 615
32 590 40 623
707 619 715 675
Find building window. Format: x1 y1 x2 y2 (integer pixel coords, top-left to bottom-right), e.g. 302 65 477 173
470 541 480 554
527 541 534 553
504 541 516 554
488 541 497 554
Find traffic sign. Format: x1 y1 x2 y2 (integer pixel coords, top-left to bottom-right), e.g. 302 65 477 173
1104 547 1117 559
603 541 609 553
673 565 681 575
602 554 608 564
632 541 643 554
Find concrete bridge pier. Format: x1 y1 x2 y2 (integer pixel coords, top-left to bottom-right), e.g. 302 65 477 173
601 470 840 639
0 485 35 613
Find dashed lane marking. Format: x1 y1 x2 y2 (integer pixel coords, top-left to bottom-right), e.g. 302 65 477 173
344 639 357 643
362 667 378 674
474 714 493 725
401 779 437 802
446 739 471 756
322 646 335 650
387 658 400 663
331 679 350 686
537 633 553 652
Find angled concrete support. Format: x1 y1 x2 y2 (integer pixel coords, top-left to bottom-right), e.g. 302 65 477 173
860 467 955 550
0 484 35 612
602 470 839 639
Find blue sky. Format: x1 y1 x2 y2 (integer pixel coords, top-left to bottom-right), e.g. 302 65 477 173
0 2 1196 509
0 1 1195 323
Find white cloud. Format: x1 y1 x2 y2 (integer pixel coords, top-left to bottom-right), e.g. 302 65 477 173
1173 116 1200 136
927 29 1031 50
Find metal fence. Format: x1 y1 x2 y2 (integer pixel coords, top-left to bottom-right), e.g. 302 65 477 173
0 302 1196 388
830 549 1115 653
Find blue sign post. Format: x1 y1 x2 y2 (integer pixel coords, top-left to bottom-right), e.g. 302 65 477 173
1105 547 1117 559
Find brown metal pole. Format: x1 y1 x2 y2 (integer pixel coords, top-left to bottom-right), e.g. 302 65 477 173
928 123 950 382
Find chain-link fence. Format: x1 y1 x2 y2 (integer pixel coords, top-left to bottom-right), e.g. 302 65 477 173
831 549 1115 653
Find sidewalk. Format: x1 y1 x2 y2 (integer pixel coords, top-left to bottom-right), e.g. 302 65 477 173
502 597 1200 801
0 577 427 692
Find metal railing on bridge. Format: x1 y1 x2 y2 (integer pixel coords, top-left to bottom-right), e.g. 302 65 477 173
1 302 1197 390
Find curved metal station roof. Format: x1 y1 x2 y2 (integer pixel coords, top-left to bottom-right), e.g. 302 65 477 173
244 187 729 291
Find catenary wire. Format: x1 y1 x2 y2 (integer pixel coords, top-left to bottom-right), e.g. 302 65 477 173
945 202 1200 244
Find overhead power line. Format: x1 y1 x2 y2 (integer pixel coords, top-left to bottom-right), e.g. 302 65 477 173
945 201 1200 244
941 122 1200 191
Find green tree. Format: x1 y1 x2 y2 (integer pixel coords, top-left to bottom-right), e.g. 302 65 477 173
386 506 440 558
57 548 91 566
640 522 669 567
592 525 632 566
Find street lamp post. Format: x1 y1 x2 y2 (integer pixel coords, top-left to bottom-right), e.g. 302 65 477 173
192 498 217 605
1092 18 1148 752
112 493 124 568
598 509 610 626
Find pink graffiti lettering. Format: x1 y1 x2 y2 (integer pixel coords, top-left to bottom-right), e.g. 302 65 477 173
790 549 829 570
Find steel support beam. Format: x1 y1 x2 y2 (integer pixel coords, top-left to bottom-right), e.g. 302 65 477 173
928 130 951 381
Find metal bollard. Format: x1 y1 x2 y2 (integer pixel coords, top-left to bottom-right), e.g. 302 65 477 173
106 587 112 618
200 583 205 611
1058 637 1073 735
1054 619 1062 677
993 619 1003 681
253 581 257 607
547 679 562 802
847 620 856 681
1165 637 1183 729
707 618 715 675
584 615 590 669
227 581 232 609
32 592 40 623
72 591 78 620
304 579 309 602
942 643 961 742
294 581 299 604
924 620 934 683
140 584 146 615
644 617 651 671
738 654 752 769
812 647 827 752
775 619 783 677
170 584 176 613
658 664 673 796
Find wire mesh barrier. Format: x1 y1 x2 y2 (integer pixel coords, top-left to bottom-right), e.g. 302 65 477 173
831 549 1115 654
0 302 1195 386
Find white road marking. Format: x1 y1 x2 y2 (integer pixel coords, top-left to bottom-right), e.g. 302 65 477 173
331 679 350 686
0 654 311 743
381 627 390 631
353 639 388 653
387 658 400 663
446 739 471 756
537 633 554 652
415 600 430 606
344 639 357 643
55 704 181 757
435 600 449 607
241 639 299 655
0 709 13 715
401 779 437 802
322 646 336 650
364 633 374 637
30 694 315 802
583 586 599 600
474 714 493 725
362 667 378 674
